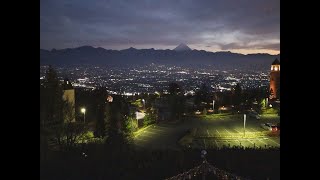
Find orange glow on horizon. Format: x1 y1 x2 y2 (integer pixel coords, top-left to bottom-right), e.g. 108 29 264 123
202 48 280 55
227 49 280 55
194 45 280 55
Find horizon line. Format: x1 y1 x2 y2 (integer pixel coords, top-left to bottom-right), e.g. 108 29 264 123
40 45 280 56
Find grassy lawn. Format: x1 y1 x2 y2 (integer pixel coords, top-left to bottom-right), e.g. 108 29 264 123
133 124 153 137
200 113 240 121
261 114 279 118
262 108 278 114
131 99 143 108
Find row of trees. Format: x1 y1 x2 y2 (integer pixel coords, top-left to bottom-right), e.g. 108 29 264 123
166 82 270 117
40 67 134 152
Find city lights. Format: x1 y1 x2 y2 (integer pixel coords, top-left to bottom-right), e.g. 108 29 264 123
41 0 280 178
40 65 271 94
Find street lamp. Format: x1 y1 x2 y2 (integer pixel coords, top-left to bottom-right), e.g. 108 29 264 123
81 108 86 123
135 112 139 128
243 114 246 137
142 99 145 109
212 100 215 113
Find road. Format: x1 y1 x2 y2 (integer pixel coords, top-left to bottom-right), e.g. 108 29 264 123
133 113 280 150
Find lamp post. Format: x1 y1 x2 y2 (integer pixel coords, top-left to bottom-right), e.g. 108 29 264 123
136 111 140 128
81 108 86 123
265 98 268 108
244 114 246 137
212 100 215 113
142 99 145 109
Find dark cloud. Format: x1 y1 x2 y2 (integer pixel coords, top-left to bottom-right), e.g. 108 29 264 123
219 42 279 51
40 0 279 54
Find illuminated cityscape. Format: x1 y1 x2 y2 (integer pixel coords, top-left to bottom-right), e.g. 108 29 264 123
40 64 270 94
40 0 280 179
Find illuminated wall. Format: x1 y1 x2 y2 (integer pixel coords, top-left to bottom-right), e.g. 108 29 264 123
63 89 76 122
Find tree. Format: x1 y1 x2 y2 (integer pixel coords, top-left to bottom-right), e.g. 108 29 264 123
40 66 67 152
62 121 86 150
104 96 132 150
260 98 266 108
94 87 107 138
168 82 181 95
194 83 210 106
50 100 87 151
143 113 155 126
168 83 185 121
234 83 242 106
127 116 138 132
41 66 64 128
63 98 75 123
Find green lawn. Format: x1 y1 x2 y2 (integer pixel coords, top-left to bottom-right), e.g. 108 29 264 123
262 108 278 114
131 99 143 108
201 113 239 121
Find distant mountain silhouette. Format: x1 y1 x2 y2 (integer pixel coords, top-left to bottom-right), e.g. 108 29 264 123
174 43 192 51
40 45 280 69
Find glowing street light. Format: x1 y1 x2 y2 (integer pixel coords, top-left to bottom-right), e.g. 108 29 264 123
142 99 145 109
265 98 268 107
212 100 215 113
81 108 86 123
244 114 246 137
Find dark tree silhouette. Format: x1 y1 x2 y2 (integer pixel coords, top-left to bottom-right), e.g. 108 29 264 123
93 87 107 138
194 83 210 106
41 66 65 128
168 82 181 95
168 82 185 121
105 96 132 150
234 83 242 107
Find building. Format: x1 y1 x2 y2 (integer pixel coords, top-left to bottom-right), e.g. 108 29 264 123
269 59 280 100
62 79 76 122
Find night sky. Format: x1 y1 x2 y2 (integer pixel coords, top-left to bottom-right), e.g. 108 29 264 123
40 0 279 55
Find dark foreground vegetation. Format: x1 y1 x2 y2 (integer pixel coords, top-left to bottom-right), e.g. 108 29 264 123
40 145 279 180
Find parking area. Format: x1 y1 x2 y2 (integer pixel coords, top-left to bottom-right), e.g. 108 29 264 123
133 113 280 150
192 127 280 149
189 113 280 149
134 123 185 150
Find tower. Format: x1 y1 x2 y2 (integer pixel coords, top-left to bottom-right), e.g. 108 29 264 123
269 59 280 100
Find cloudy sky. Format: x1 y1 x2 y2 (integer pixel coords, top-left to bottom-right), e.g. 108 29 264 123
40 0 280 55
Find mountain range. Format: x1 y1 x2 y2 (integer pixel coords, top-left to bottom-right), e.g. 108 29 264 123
40 44 280 68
